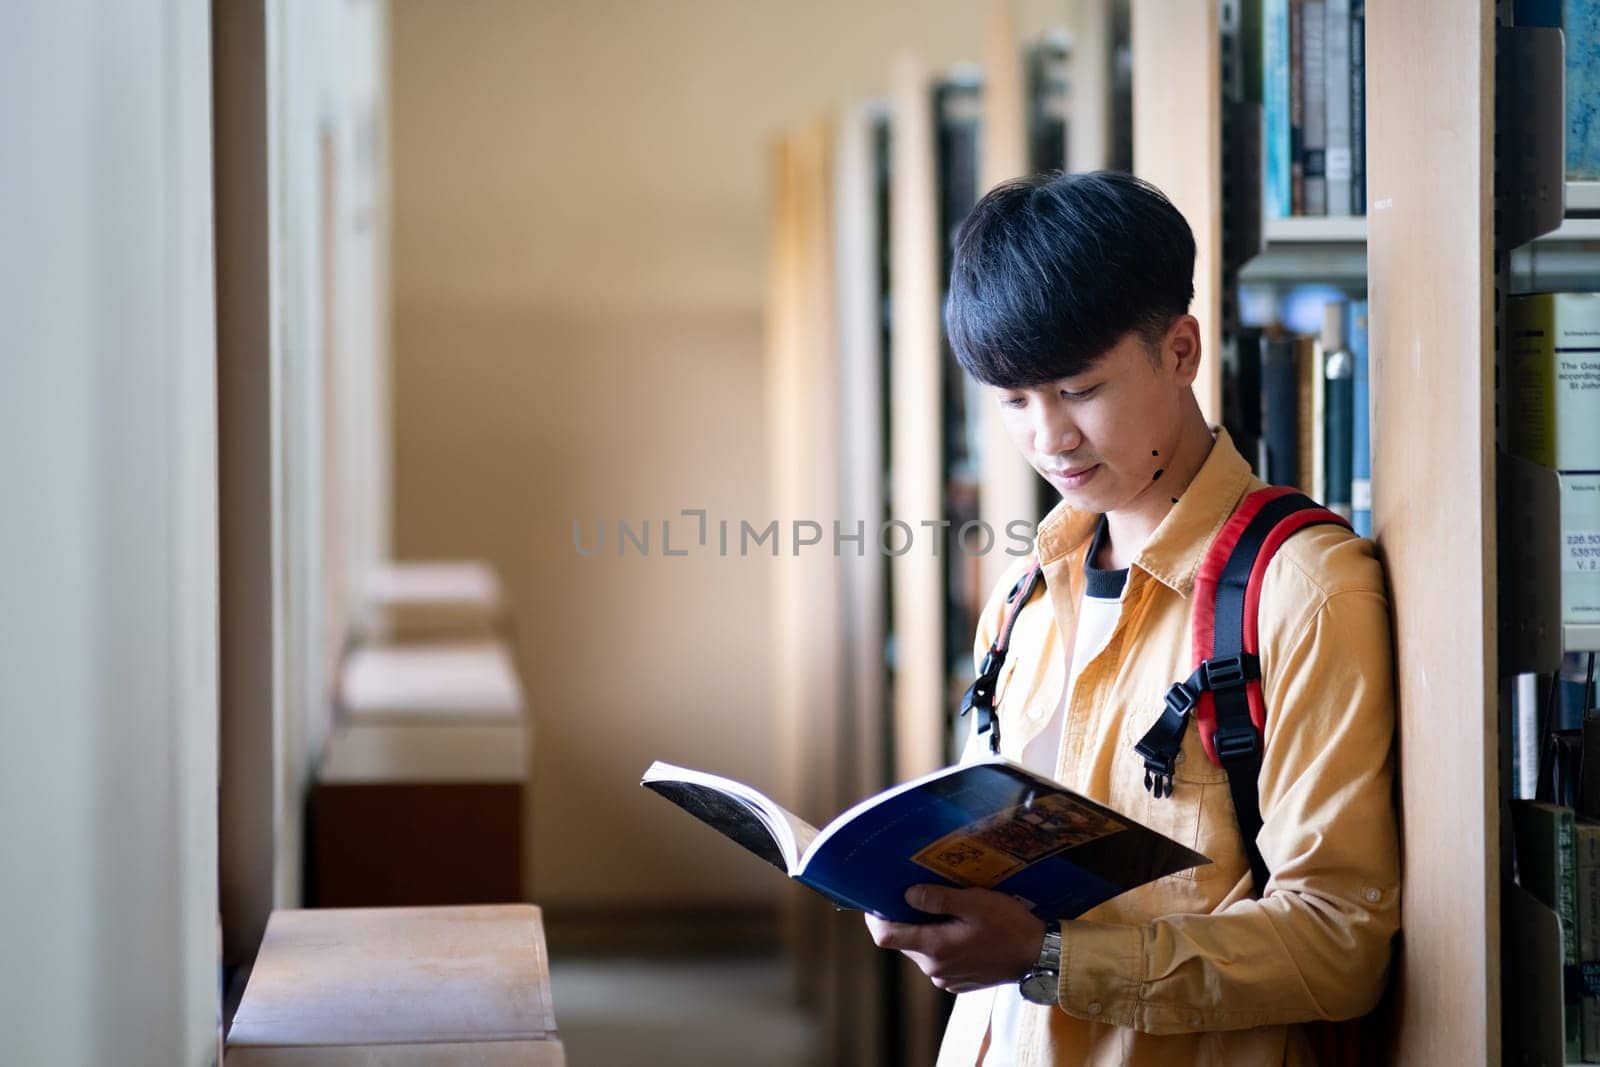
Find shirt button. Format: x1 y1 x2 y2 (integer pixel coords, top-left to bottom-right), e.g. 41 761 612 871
1174 751 1186 764
1363 887 1383 904
1028 706 1043 719
1087 1001 1103 1016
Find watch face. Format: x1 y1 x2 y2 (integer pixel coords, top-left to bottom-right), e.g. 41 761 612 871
1019 969 1059 1006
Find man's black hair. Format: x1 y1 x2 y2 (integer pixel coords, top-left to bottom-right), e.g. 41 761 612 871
945 170 1196 388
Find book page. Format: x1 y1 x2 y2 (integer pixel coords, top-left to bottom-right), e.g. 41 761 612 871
641 761 819 872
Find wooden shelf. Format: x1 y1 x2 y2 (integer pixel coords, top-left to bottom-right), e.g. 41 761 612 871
1261 214 1369 243
1565 624 1600 653
1566 180 1600 215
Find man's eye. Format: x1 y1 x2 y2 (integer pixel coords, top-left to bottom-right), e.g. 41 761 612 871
1001 396 1027 408
1061 386 1098 401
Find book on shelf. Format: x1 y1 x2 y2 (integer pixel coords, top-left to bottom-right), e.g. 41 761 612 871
1579 820 1600 1060
1348 300 1371 535
1509 292 1600 473
1253 300 1369 524
1261 332 1301 486
1264 0 1291 219
1512 798 1581 1061
1321 302 1354 519
1323 0 1353 218
1563 474 1600 626
1262 0 1366 218
1301 0 1328 216
1349 0 1365 214
641 758 1209 924
1225 329 1265 469
1288 0 1306 215
1298 335 1321 500
1513 0 1600 179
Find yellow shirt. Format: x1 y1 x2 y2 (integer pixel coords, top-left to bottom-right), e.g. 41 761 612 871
939 430 1400 1067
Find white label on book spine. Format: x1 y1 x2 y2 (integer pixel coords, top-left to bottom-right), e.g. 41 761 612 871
1565 531 1600 572
1351 479 1372 512
1326 147 1353 182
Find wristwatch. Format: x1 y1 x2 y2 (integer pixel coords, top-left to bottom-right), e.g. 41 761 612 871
1017 925 1063 1005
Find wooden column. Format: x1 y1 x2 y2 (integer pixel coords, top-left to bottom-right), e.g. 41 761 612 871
1367 2 1497 1062
889 52 948 1067
1131 0 1223 422
978 0 1044 592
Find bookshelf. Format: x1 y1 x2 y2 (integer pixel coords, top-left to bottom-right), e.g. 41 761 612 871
1134 1 1548 1061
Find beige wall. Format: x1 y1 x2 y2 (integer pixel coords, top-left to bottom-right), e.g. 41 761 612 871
389 0 1069 908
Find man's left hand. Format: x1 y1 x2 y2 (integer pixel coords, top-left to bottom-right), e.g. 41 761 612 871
864 885 1048 994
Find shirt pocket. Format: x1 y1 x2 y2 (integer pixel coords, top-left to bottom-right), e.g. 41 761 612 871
1117 700 1244 884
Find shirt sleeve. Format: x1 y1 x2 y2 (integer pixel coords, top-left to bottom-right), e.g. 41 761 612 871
1053 568 1401 1034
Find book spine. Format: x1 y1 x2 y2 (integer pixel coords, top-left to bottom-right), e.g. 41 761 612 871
1302 0 1328 216
1290 0 1306 215
1324 352 1353 517
1324 0 1352 217
1578 822 1600 1061
1568 0 1600 180
1509 293 1558 469
1299 337 1320 496
1262 337 1301 486
1566 810 1583 1060
1265 0 1291 218
1349 0 1365 214
1349 300 1371 536
1513 800 1582 1059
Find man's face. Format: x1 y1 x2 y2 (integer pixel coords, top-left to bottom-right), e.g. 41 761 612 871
994 326 1192 517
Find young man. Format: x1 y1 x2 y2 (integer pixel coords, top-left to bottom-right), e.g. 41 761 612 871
865 171 1399 1065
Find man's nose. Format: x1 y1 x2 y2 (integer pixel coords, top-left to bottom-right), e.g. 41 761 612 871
1036 404 1082 456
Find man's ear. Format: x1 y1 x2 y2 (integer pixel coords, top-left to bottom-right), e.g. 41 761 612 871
1165 315 1202 387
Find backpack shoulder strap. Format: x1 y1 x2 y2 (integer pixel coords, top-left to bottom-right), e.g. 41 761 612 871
959 560 1045 755
1193 487 1351 895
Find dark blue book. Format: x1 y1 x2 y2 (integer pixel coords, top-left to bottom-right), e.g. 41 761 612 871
1322 302 1354 518
1261 335 1302 487
1348 300 1371 535
643 759 1209 924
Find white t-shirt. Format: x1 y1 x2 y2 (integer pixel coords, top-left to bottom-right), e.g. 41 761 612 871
955 518 1128 1067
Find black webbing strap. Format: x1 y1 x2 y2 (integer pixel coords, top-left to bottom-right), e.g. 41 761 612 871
1211 492 1341 896
959 562 1045 755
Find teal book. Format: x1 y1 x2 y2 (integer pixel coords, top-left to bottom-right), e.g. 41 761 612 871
1264 0 1290 217
1348 300 1371 536
1568 0 1600 179
1513 799 1581 1060
643 758 1209 924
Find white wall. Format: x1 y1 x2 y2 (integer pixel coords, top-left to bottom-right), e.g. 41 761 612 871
271 0 394 909
0 3 220 1064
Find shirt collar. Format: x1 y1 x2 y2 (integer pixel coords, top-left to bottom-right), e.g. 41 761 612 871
1033 428 1255 598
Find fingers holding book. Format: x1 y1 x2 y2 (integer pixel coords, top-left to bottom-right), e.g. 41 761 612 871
864 885 1047 994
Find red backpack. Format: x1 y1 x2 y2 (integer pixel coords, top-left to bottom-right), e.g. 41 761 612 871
961 488 1379 1062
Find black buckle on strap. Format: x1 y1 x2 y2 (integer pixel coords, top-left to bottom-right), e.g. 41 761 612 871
1134 681 1198 799
1200 653 1258 693
1213 725 1261 763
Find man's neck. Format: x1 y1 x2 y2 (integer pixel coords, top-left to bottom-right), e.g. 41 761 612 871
1096 402 1216 571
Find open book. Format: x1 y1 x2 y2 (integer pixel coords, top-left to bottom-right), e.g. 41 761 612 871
642 757 1209 924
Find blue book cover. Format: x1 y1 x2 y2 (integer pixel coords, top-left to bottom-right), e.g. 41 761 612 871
643 759 1209 924
1265 0 1291 218
1568 0 1600 179
1348 300 1371 536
